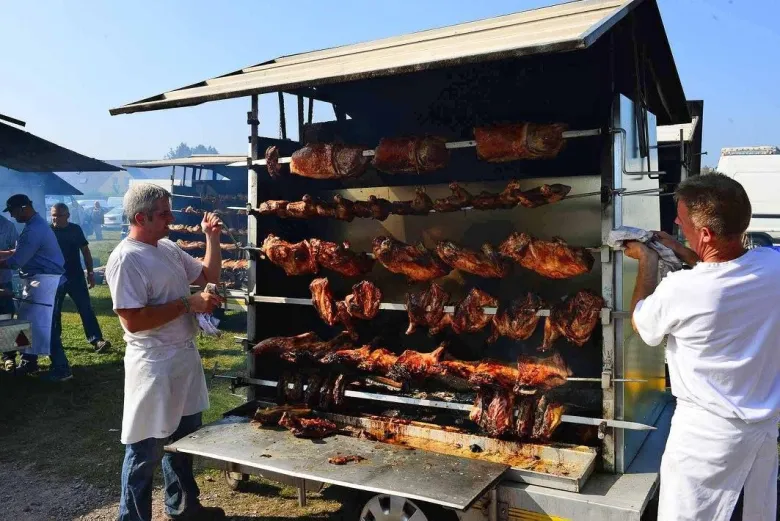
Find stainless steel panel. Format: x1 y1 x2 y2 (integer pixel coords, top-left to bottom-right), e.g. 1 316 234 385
166 416 509 511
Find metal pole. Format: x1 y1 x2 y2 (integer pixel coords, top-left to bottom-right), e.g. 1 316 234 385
247 94 259 401
297 95 304 143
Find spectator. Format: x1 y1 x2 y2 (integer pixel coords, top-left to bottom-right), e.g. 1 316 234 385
50 203 111 353
0 213 18 371
0 194 70 381
91 201 105 240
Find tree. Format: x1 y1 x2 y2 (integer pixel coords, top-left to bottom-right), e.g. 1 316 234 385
165 142 219 159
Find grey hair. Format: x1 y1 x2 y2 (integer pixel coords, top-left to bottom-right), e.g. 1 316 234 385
52 202 69 214
124 183 171 226
675 173 752 238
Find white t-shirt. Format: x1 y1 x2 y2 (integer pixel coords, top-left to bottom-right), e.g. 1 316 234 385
633 248 780 423
106 237 209 444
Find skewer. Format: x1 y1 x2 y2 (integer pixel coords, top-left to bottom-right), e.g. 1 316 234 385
248 377 654 430
227 128 602 168
247 295 629 319
240 246 607 258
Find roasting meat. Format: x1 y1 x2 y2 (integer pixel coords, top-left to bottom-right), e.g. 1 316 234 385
343 280 382 320
448 288 499 334
405 283 449 335
221 259 248 270
372 136 449 174
485 390 515 436
469 387 490 426
392 188 434 216
332 195 356 222
312 239 375 277
258 200 290 218
252 405 312 426
498 233 594 279
310 278 338 326
278 412 338 439
488 293 545 343
542 290 605 350
286 194 320 219
372 236 451 282
328 455 366 465
318 376 336 410
262 234 319 276
511 183 571 208
304 374 324 408
474 123 568 162
515 397 536 438
176 240 206 251
436 242 510 278
434 183 473 212
290 143 370 180
323 345 401 375
386 344 446 381
470 190 514 210
360 348 399 374
352 195 393 221
532 395 565 440
279 333 352 364
467 360 520 390
320 344 372 369
439 353 570 393
333 374 347 407
253 332 321 356
265 145 281 178
514 352 572 394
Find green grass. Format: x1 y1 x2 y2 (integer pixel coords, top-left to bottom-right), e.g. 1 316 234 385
0 231 248 494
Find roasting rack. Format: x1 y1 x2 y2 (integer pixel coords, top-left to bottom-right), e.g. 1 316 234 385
227 376 655 432
226 128 603 168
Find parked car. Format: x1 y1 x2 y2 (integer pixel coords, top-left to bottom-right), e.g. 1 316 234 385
103 206 125 230
106 196 124 211
77 198 110 211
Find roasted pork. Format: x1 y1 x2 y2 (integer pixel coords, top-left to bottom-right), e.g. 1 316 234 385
498 233 594 279
372 136 449 174
386 344 446 381
262 234 319 276
433 183 473 212
436 242 510 278
474 123 567 162
290 143 370 180
542 290 605 350
372 236 451 282
278 412 338 439
488 293 545 343
405 283 449 335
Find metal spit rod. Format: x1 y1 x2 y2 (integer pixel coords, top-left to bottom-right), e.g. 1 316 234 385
227 128 603 168
247 377 654 431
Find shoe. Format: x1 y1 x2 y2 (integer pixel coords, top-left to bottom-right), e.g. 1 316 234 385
3 359 15 372
15 362 39 376
93 340 111 353
164 505 226 521
40 372 73 382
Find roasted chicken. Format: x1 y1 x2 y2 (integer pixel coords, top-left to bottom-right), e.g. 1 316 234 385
262 234 319 276
433 182 473 212
372 236 451 282
488 293 545 343
392 188 434 216
447 288 499 334
372 136 449 174
290 143 370 180
310 278 338 326
542 290 605 350
435 241 510 278
352 195 393 221
310 278 382 339
386 344 447 381
498 233 595 279
474 122 568 162
278 412 339 439
405 283 449 335
311 239 375 277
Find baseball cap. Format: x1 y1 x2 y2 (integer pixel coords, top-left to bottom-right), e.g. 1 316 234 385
3 194 32 213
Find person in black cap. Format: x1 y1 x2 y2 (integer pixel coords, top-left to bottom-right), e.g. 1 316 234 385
0 194 71 381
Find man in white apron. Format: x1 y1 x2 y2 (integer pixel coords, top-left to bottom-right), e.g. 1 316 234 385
0 194 70 381
106 184 224 521
626 174 779 520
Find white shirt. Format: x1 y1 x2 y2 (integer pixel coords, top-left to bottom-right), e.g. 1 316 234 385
106 237 209 444
633 248 780 423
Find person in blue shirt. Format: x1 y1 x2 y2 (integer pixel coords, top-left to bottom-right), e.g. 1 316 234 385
0 194 71 380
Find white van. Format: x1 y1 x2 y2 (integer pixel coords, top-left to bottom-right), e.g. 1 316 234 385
715 146 780 246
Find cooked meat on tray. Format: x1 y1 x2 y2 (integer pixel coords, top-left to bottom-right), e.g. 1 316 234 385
436 241 510 278
499 232 595 279
265 145 281 178
372 136 449 174
278 412 339 439
433 182 473 212
262 234 319 276
251 405 312 426
328 454 366 465
391 188 434 216
532 395 565 440
290 143 370 180
310 278 382 339
372 236 451 282
405 283 449 335
474 122 568 162
448 288 499 334
386 343 447 381
542 290 605 350
488 293 545 343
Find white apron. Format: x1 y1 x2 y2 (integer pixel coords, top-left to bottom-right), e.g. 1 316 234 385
121 340 209 445
16 274 61 356
658 400 778 521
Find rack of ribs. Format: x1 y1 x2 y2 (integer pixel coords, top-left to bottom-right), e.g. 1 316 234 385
488 293 546 343
433 182 473 212
498 232 595 279
290 143 370 180
386 344 447 381
372 236 451 282
435 241 510 278
372 136 449 174
542 290 605 350
278 412 339 439
262 234 319 276
474 123 568 162
405 283 449 335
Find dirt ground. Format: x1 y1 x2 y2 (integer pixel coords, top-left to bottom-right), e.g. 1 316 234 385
0 463 351 521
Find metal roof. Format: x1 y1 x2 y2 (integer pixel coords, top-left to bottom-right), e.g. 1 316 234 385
125 155 248 168
110 0 642 115
0 122 120 172
721 146 779 157
657 116 699 143
40 172 83 196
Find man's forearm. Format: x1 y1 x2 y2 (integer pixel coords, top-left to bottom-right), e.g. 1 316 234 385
82 247 94 272
201 233 222 283
630 254 659 330
116 298 188 333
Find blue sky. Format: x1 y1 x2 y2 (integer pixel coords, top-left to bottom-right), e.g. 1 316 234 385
1 0 778 165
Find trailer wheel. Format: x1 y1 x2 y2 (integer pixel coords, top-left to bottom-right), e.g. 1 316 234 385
224 471 249 491
356 493 458 521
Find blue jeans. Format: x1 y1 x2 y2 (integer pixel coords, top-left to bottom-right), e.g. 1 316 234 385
118 412 203 521
12 285 70 376
59 274 102 344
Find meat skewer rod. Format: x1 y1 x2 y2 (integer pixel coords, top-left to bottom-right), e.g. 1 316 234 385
229 128 602 168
